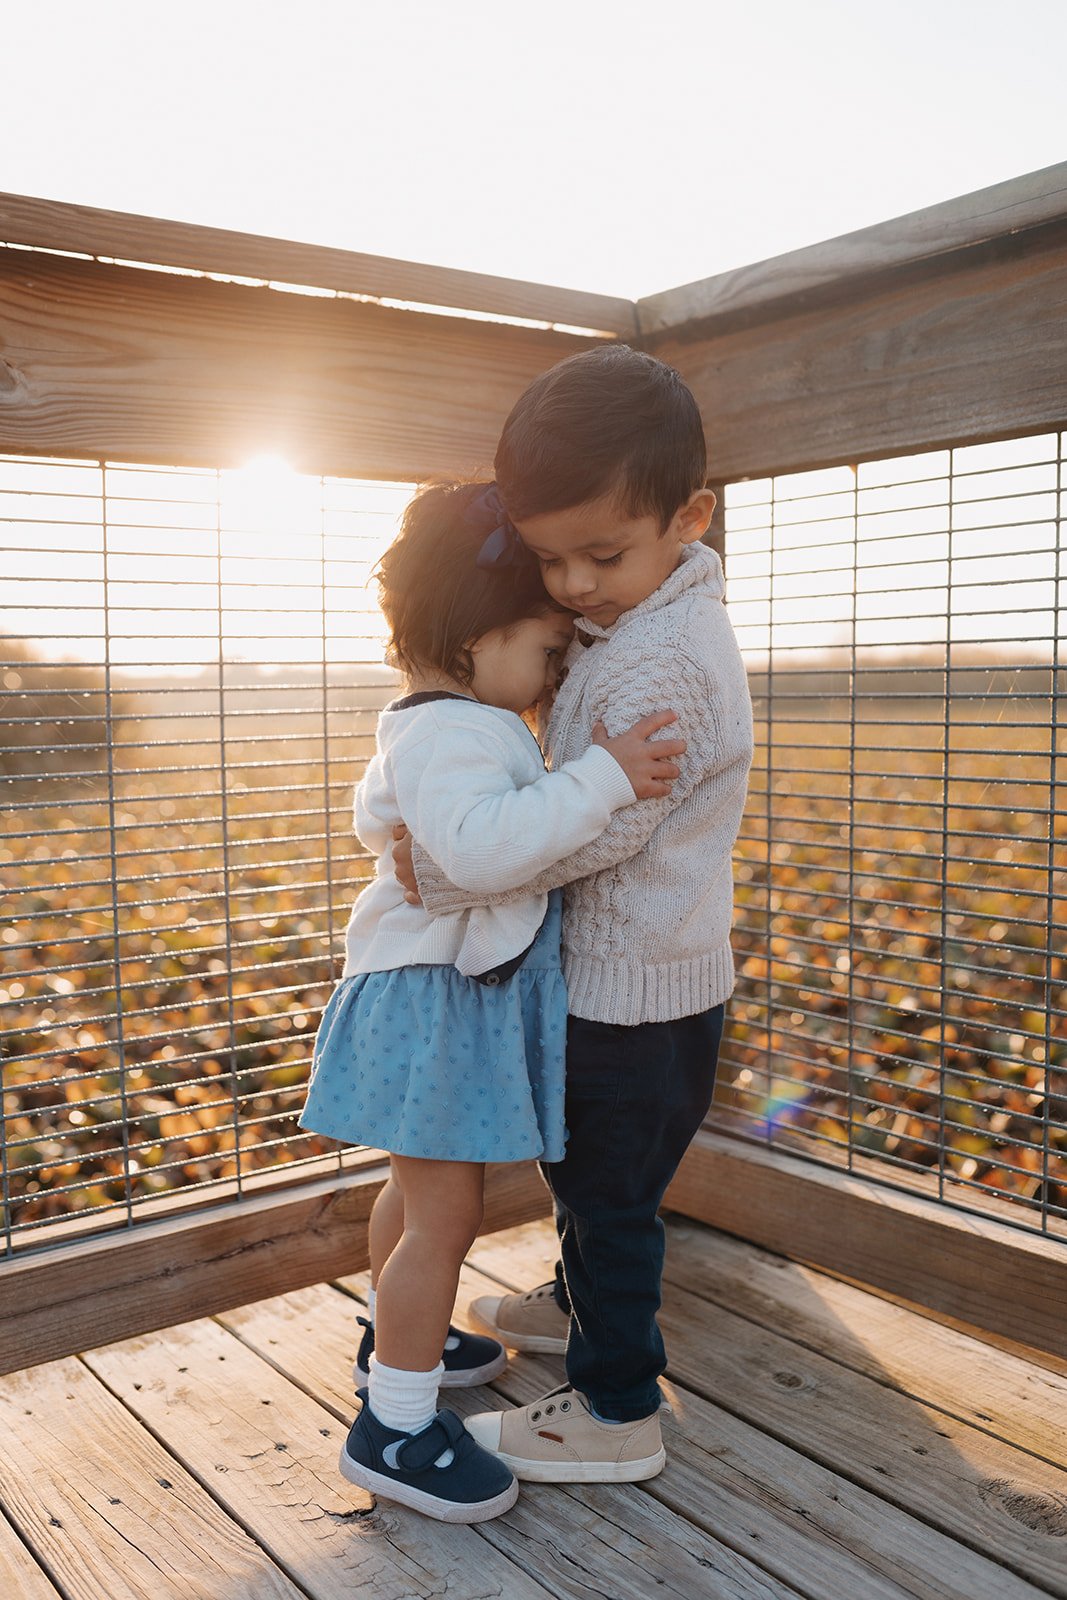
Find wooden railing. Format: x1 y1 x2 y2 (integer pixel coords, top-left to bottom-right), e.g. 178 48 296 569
1 165 1065 1373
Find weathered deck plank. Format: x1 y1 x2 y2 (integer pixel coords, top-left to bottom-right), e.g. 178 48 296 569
85 1318 558 1600
220 1283 805 1600
5 1209 1064 1600
221 1261 1053 1600
466 1219 1067 1597
0 1358 302 1600
0 1511 64 1600
661 1217 1067 1469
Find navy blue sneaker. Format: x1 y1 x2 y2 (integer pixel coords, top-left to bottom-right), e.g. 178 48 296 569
353 1316 508 1388
340 1389 518 1522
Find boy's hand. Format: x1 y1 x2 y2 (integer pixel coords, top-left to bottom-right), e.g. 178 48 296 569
392 823 423 905
593 711 686 800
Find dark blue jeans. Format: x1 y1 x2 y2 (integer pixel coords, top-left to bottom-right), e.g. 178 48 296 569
539 1003 725 1421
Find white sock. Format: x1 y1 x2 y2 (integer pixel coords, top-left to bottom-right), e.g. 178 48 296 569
368 1354 444 1436
366 1287 376 1324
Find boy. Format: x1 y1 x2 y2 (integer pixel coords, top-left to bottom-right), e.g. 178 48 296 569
396 343 753 1482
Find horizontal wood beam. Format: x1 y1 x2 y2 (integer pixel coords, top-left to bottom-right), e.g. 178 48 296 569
0 253 597 480
0 1158 551 1375
649 225 1067 480
638 162 1067 336
6 1124 1061 1374
0 190 635 336
666 1129 1067 1362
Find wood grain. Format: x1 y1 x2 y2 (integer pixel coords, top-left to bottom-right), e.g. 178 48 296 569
0 1511 63 1600
0 190 636 335
649 229 1067 480
0 1357 301 1600
86 1317 563 1600
664 1130 1067 1360
307 1250 1053 1600
638 162 1067 334
660 1216 1067 1468
465 1219 1067 1599
0 253 597 480
0 1157 549 1375
221 1274 806 1600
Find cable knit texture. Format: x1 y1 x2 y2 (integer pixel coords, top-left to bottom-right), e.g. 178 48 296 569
413 542 754 1024
342 699 635 978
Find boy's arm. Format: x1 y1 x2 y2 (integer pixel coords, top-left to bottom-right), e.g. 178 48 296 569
412 652 723 914
393 715 636 896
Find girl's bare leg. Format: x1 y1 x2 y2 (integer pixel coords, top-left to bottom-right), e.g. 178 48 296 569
368 1161 405 1289
375 1155 484 1372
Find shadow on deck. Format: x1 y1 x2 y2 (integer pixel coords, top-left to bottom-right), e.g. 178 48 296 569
1 1214 1065 1600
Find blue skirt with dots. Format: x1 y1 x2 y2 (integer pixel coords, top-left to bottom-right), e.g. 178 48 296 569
300 891 567 1163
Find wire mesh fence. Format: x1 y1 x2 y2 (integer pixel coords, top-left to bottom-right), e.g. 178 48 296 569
1 456 406 1252
721 430 1065 1236
1 433 1064 1256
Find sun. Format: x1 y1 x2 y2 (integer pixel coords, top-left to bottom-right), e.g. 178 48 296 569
219 454 325 553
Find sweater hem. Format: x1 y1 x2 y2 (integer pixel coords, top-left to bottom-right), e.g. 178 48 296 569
563 944 735 1025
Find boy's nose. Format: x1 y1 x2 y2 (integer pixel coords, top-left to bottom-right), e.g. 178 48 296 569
565 573 597 600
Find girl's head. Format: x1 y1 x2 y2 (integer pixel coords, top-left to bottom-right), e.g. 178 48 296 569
376 480 574 714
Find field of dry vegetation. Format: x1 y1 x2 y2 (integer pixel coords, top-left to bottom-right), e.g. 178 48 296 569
2 657 1064 1244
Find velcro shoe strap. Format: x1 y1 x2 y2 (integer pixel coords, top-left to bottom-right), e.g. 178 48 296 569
395 1409 464 1473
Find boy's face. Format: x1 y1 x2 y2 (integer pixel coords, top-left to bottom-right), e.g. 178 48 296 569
515 488 716 630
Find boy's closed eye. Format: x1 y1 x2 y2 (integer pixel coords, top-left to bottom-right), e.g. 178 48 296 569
540 553 623 569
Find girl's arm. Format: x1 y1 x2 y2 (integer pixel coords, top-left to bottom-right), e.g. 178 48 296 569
410 649 743 913
391 714 639 896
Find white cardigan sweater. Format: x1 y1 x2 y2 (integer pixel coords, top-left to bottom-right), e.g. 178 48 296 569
342 696 636 980
414 543 754 1024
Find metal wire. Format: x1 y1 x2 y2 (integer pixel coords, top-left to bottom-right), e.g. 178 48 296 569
2 455 406 1251
720 432 1066 1235
3 437 1065 1255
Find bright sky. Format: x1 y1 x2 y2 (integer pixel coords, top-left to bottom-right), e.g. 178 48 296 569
4 0 1066 300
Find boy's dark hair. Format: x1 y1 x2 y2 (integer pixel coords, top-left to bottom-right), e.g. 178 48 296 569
495 345 707 529
376 480 559 686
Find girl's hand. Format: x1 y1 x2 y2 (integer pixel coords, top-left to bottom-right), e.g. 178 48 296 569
592 711 686 800
392 823 422 904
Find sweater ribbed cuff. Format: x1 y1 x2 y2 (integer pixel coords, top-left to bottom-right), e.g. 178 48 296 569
572 742 638 810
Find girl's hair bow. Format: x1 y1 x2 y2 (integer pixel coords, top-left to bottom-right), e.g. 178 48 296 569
467 484 528 569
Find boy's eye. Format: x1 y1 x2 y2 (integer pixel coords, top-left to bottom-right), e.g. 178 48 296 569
594 553 623 567
538 557 560 569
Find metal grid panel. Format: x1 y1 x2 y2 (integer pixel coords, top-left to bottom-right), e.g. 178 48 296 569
1 456 407 1252
720 432 1066 1236
3 434 1064 1256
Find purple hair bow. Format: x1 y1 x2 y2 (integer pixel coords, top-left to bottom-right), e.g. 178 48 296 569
469 484 527 569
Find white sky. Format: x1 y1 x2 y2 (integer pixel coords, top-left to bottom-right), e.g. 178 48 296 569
4 0 1065 300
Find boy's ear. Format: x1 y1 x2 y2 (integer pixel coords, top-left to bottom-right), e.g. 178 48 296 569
675 487 717 544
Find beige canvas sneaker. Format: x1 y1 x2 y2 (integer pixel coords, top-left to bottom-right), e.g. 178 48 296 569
463 1385 665 1483
468 1282 569 1354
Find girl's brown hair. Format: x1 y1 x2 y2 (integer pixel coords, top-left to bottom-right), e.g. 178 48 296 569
376 480 561 686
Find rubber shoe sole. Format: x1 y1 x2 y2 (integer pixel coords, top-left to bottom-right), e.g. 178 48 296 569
338 1442 519 1523
468 1294 568 1355
485 1443 666 1484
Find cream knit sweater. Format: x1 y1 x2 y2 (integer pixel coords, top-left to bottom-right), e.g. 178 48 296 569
413 542 754 1025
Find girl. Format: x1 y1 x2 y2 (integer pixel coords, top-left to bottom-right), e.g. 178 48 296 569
300 480 684 1524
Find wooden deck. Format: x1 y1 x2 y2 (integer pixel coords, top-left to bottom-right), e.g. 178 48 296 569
1 1214 1065 1600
